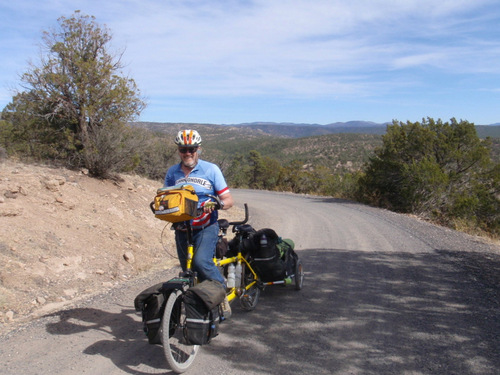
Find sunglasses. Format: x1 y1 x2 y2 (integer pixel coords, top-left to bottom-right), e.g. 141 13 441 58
178 147 198 154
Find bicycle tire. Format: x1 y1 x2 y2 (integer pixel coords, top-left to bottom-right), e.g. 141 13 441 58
294 259 304 291
161 289 199 373
239 262 260 311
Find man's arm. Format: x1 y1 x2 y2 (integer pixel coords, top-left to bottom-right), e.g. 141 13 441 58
219 191 234 210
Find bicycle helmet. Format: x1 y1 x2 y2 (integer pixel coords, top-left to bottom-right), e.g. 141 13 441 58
174 130 202 147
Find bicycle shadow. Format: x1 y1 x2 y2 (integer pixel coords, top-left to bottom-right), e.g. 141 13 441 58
44 306 169 374
202 247 500 375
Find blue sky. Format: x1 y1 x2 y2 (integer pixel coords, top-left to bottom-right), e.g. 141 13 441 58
1 0 499 125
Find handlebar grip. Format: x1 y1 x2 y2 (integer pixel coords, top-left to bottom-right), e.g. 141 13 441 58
205 194 222 210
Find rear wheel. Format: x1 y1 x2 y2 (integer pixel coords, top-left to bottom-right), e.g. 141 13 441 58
294 259 304 291
239 262 260 311
161 289 199 373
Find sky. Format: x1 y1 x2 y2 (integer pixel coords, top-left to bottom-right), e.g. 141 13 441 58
1 0 500 125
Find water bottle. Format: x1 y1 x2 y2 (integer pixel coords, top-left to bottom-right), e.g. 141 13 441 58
260 233 268 248
234 262 242 288
227 263 235 288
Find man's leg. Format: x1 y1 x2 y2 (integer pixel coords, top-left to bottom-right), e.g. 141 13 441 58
192 223 225 285
175 230 188 272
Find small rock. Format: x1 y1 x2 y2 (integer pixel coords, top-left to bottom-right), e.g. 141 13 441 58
6 311 14 321
123 252 135 263
96 269 105 275
4 191 17 199
18 186 28 196
36 297 46 305
63 289 77 297
43 179 60 192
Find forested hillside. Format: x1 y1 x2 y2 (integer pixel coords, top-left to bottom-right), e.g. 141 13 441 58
130 122 383 176
131 121 500 171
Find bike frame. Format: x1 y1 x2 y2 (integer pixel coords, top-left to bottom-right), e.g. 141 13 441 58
214 255 259 302
183 215 260 302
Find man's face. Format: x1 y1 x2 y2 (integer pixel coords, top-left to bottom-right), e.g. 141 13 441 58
178 146 199 168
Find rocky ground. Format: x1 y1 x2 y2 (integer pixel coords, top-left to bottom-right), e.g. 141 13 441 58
0 159 241 331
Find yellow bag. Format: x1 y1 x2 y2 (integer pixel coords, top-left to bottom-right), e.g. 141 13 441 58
150 184 199 223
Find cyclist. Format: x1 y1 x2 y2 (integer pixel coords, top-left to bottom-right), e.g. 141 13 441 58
164 129 234 314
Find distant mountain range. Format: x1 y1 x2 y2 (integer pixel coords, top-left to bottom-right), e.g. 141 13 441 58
229 120 388 127
132 120 500 138
227 121 391 137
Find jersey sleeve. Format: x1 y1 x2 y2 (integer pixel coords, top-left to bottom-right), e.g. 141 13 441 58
212 164 230 196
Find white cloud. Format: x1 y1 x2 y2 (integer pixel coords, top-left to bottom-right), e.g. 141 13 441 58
1 0 499 123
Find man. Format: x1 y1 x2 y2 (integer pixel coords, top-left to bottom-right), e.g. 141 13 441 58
164 129 234 315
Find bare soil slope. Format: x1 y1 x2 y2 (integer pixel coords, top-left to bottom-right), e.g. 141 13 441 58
0 159 240 331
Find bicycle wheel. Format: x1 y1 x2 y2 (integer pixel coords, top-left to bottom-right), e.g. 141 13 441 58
239 262 260 311
294 259 304 291
161 289 199 373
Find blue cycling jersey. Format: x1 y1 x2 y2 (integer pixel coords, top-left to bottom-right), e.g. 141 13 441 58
164 160 230 227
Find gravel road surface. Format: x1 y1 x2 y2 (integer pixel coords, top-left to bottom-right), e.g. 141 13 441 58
1 190 499 375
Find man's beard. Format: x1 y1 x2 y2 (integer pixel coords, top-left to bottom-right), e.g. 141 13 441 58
182 159 197 168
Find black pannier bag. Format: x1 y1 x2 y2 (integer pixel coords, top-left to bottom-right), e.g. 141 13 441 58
134 279 190 345
250 228 287 282
184 279 226 345
134 282 167 345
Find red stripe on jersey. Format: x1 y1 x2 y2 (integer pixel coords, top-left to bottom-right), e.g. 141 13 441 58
217 187 229 195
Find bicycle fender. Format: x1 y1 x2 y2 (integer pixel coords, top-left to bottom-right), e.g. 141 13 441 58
134 278 190 311
160 278 191 296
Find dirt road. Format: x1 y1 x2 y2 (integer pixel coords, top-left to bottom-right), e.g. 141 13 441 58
1 190 499 374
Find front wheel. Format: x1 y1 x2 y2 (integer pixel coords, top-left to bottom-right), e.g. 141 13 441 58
161 289 199 373
239 262 261 311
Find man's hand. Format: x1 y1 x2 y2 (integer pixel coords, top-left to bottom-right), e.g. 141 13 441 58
203 201 218 213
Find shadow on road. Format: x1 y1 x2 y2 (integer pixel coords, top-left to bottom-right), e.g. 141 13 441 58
44 306 168 374
44 248 500 375
206 248 500 375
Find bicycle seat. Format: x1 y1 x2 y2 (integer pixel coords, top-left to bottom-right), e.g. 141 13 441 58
235 224 255 234
218 219 230 230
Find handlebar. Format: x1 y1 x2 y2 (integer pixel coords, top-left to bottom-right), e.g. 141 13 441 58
201 196 249 231
203 194 223 212
229 203 249 226
229 203 249 232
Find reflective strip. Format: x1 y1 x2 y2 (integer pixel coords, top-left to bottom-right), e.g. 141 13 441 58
146 318 161 324
156 207 180 214
254 256 275 261
186 318 209 324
